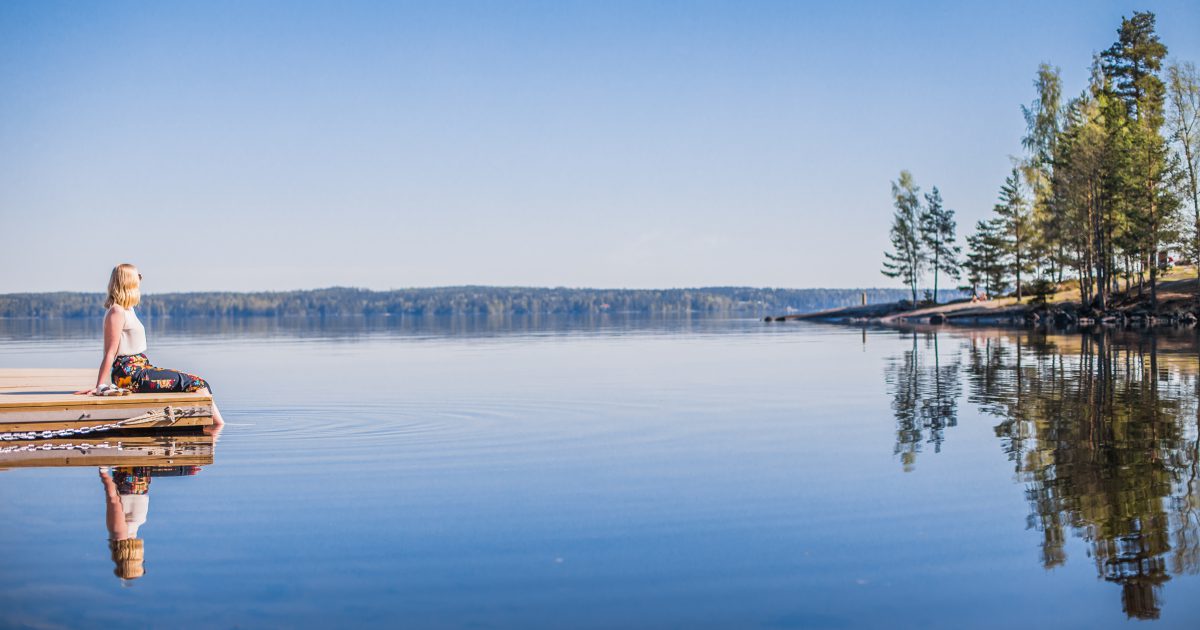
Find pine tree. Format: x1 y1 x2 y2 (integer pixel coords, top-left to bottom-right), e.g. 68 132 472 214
1101 11 1171 309
994 169 1035 301
882 171 926 303
919 187 960 303
965 218 1010 298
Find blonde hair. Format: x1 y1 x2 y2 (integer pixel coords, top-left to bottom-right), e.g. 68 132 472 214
104 264 140 309
109 538 145 579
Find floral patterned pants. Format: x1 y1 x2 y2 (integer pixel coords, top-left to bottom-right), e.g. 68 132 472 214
112 353 211 394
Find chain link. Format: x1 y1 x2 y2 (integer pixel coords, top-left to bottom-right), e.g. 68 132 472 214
0 406 201 441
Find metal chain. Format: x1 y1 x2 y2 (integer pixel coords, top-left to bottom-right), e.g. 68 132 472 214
0 406 198 441
0 440 120 454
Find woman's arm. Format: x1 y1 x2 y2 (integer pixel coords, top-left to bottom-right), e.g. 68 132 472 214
75 307 122 395
100 468 129 540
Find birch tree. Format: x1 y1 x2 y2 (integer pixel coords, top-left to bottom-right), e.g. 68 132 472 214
882 171 925 303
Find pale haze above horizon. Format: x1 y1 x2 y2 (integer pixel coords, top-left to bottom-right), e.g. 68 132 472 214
3 0 1199 293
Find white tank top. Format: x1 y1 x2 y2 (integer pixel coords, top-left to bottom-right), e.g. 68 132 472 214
115 307 147 356
120 494 149 538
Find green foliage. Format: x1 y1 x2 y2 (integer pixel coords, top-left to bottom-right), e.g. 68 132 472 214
993 168 1034 300
1101 11 1168 124
919 187 961 303
1100 11 1173 306
1022 64 1064 167
1022 64 1067 281
1026 277 1056 304
881 170 925 303
948 11 1190 311
964 219 1010 297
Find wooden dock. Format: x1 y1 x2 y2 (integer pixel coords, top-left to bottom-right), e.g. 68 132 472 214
0 368 214 434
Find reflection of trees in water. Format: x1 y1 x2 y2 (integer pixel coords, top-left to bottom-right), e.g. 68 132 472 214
884 332 962 472
891 329 1200 619
1009 332 1181 619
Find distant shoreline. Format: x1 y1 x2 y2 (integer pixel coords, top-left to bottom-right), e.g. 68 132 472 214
0 286 964 319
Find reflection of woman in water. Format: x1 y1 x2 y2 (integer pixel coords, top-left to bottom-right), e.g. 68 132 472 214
101 466 150 580
99 459 211 580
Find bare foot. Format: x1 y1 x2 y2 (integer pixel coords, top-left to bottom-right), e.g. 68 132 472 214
197 388 225 427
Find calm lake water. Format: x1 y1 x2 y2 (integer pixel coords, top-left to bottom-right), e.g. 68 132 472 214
2 316 1199 628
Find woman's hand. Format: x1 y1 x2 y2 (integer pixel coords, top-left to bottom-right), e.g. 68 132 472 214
74 387 98 396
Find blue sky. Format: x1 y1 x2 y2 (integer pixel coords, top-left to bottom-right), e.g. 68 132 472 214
2 0 1198 292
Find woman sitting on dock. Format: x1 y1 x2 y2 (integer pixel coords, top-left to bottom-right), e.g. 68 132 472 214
74 263 225 426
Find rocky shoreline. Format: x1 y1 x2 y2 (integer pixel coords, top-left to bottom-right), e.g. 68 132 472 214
766 300 1200 329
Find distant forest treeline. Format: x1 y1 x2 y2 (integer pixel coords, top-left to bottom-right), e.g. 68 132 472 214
0 287 961 318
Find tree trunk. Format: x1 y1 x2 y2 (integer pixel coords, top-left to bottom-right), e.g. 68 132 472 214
1147 156 1159 311
1092 184 1108 311
1015 252 1023 302
1150 257 1158 311
933 243 940 305
1138 254 1145 297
